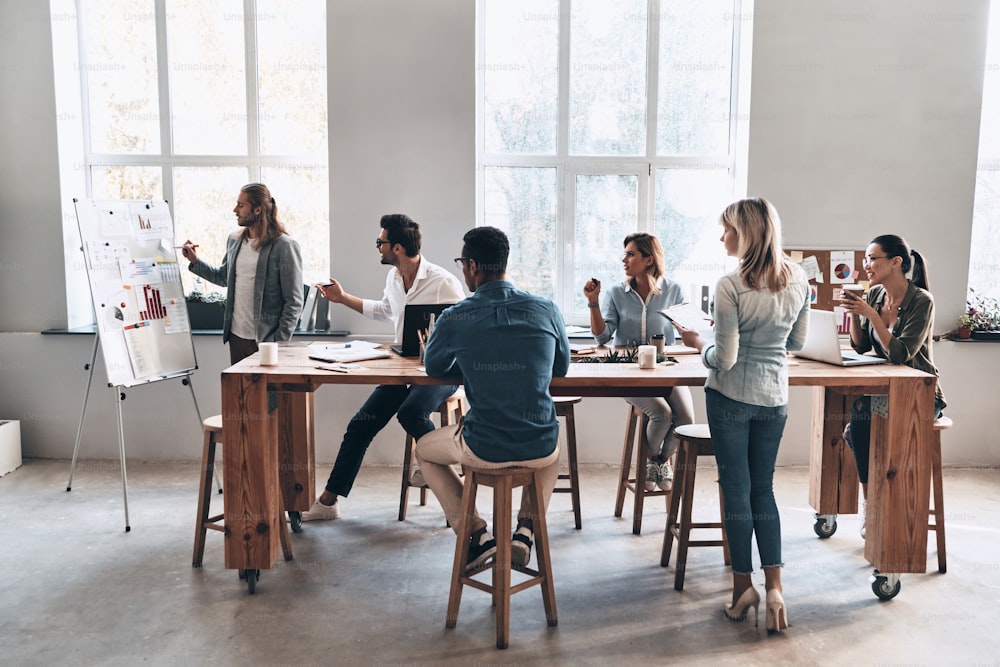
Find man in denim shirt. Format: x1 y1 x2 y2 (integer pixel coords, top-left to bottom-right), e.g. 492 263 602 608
416 226 570 571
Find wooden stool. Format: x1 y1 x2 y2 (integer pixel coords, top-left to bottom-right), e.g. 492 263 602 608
929 416 952 573
193 415 224 567
553 396 583 529
193 415 292 568
614 404 669 534
660 423 731 591
446 465 557 650
398 390 465 521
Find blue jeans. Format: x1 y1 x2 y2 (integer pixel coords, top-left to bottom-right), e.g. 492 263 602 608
324 383 458 497
846 394 945 485
705 388 787 574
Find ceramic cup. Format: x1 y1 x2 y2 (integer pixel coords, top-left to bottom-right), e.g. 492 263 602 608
637 345 657 369
259 342 278 366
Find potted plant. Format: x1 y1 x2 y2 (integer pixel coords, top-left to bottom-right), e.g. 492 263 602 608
186 288 226 330
955 313 975 339
956 289 1000 341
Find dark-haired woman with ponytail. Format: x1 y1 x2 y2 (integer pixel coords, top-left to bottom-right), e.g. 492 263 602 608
838 234 946 538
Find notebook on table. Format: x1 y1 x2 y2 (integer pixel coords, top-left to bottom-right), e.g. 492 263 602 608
390 303 456 357
792 309 888 367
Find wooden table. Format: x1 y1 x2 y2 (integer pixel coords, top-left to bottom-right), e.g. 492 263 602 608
221 345 936 596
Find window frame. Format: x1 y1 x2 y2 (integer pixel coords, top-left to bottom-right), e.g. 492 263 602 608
55 0 328 326
475 0 749 322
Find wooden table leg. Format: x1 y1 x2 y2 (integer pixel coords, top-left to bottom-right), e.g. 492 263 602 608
222 372 282 571
278 391 315 513
864 376 935 573
809 387 860 517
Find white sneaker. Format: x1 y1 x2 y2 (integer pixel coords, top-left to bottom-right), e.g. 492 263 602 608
860 500 867 539
645 463 659 492
301 499 340 521
657 461 674 492
409 468 427 487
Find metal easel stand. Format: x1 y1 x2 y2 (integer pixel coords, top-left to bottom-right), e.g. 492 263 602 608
66 335 206 531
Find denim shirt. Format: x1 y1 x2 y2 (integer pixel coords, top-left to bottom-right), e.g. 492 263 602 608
423 280 571 463
593 277 686 347
702 264 810 407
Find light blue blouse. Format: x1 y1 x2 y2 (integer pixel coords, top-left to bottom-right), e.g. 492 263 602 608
593 277 686 348
701 264 810 407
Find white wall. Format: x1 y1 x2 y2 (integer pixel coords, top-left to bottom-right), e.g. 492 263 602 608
0 0 66 333
0 0 996 469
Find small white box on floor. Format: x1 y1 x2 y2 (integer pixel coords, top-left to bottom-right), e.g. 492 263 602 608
0 420 22 477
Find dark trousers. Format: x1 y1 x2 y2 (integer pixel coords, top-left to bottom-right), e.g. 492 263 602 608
324 383 459 497
228 334 258 364
846 394 944 484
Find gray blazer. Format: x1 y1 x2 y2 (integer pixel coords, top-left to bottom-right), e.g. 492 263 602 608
189 232 304 343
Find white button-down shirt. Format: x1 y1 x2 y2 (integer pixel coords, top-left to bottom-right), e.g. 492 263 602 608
362 257 467 343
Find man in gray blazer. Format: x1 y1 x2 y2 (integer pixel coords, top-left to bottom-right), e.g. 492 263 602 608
182 182 304 364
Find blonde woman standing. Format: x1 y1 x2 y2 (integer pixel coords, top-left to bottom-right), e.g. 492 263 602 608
674 199 809 634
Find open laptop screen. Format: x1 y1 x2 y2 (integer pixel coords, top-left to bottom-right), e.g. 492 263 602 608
391 303 455 357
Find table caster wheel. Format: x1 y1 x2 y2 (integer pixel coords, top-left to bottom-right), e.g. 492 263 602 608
813 514 837 538
289 511 303 533
871 570 901 600
239 569 260 594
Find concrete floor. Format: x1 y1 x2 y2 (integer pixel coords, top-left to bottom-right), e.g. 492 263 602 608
1 459 998 665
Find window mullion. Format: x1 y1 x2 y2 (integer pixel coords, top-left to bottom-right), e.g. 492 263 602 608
557 0 572 311
244 0 260 180
644 0 659 232
74 0 94 197
154 0 174 206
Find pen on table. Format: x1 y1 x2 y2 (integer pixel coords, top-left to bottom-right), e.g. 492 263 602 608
315 365 350 373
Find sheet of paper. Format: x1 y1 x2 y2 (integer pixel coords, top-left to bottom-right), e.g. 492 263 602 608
800 255 822 282
661 303 713 331
830 251 854 284
163 298 191 334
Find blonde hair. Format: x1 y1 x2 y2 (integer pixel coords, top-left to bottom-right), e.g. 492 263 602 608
720 198 794 292
624 232 666 294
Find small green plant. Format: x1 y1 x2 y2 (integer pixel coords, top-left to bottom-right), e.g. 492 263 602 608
185 288 226 308
572 347 674 364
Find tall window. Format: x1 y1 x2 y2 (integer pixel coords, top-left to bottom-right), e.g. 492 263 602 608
52 0 328 325
478 0 748 318
971 1 1000 299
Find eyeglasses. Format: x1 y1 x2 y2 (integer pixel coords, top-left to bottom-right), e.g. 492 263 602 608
453 257 469 268
862 255 889 266
375 239 389 248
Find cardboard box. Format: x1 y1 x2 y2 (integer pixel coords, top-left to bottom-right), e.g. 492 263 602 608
0 420 22 477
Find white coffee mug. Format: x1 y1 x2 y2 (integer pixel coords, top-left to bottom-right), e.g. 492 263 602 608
637 345 657 369
259 342 278 366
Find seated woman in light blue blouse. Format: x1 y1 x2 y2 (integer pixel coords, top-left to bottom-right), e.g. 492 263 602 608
583 232 695 492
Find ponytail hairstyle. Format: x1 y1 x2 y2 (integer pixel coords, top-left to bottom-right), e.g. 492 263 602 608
240 182 288 249
870 234 930 291
720 197 794 292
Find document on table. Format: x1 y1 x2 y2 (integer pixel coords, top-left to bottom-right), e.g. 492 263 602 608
307 340 391 363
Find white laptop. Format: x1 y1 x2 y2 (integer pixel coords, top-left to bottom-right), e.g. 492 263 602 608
792 309 888 367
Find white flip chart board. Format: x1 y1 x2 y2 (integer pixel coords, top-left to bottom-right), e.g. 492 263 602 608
74 198 198 388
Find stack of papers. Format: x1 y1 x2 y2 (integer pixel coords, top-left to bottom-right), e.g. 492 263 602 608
307 340 390 363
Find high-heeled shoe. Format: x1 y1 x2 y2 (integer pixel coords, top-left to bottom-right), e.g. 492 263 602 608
765 588 789 634
723 586 760 626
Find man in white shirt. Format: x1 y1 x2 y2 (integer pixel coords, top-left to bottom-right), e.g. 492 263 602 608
302 214 466 520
